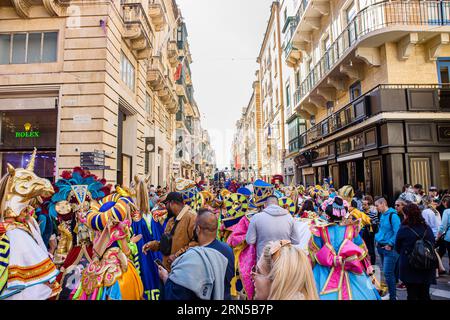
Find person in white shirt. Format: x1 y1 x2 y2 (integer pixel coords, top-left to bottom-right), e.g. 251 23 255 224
421 196 441 237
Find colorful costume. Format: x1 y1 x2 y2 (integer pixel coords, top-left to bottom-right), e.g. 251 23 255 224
227 214 256 300
47 167 111 300
175 178 198 209
309 197 380 300
71 196 143 300
0 149 61 299
129 175 161 300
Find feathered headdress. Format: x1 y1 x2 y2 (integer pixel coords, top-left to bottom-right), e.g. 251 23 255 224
46 167 112 218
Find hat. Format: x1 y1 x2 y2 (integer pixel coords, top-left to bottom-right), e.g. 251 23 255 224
237 187 252 198
161 192 184 204
429 186 438 191
253 179 274 206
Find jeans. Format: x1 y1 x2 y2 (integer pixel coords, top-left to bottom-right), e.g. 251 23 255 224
362 228 376 265
405 283 431 300
377 246 399 300
438 240 450 269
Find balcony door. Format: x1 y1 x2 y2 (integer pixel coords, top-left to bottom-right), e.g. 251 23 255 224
437 58 450 84
346 1 358 46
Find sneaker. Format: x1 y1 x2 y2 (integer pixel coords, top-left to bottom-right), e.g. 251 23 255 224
381 293 390 300
396 283 407 291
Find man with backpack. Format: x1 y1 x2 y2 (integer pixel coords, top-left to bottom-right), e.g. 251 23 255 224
375 197 401 300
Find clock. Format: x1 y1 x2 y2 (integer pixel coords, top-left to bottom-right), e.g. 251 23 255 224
145 137 155 153
146 143 155 152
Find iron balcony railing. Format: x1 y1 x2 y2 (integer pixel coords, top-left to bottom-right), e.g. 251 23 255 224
293 0 450 106
297 84 450 148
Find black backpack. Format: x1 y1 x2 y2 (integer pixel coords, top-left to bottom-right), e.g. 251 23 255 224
406 226 438 270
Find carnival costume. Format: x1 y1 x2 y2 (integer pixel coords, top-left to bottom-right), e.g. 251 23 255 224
71 195 143 300
175 178 199 209
224 187 257 300
227 213 256 300
308 196 380 300
46 167 112 300
0 149 61 300
129 175 162 300
252 179 274 207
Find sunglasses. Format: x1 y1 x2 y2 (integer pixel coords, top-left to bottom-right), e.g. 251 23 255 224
251 265 270 282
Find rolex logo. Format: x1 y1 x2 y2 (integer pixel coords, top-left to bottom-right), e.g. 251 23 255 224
15 123 40 138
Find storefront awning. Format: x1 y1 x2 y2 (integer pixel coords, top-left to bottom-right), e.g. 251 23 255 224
337 152 363 162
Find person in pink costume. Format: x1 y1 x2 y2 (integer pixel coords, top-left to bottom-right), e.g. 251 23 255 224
226 215 256 300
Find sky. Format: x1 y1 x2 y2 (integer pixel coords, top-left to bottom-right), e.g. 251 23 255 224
177 0 274 169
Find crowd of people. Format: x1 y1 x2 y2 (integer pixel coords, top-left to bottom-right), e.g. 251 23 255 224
0 154 448 301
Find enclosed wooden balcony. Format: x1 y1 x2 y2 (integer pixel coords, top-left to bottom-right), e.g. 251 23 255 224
121 1 154 60
148 0 167 32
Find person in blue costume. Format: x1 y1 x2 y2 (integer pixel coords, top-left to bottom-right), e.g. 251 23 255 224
129 175 162 300
308 196 380 300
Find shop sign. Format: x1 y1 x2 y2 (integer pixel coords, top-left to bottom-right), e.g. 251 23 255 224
302 167 314 175
15 123 40 138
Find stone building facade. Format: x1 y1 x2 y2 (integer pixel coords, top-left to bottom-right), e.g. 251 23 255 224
0 0 213 187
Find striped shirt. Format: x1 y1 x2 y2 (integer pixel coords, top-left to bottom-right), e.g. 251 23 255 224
366 206 379 226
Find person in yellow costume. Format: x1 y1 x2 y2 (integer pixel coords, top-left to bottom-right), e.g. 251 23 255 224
348 199 372 232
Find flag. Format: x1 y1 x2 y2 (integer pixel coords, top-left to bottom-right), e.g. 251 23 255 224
174 63 182 81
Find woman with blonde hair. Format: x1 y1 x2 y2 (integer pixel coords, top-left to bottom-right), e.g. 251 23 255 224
251 240 318 300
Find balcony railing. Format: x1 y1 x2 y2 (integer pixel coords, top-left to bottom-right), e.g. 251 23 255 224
294 0 450 105
297 84 450 148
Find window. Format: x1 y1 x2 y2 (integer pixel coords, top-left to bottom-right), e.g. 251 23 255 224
286 84 291 108
346 2 357 45
0 32 58 64
295 70 300 88
274 57 278 77
437 58 450 84
275 88 279 107
323 35 331 71
120 52 135 91
349 81 361 101
145 93 152 115
284 8 288 26
326 101 334 116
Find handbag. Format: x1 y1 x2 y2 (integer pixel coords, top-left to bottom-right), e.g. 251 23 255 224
160 219 179 256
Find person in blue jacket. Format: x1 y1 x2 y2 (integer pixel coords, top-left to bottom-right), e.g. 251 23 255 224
395 203 436 300
374 197 401 300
